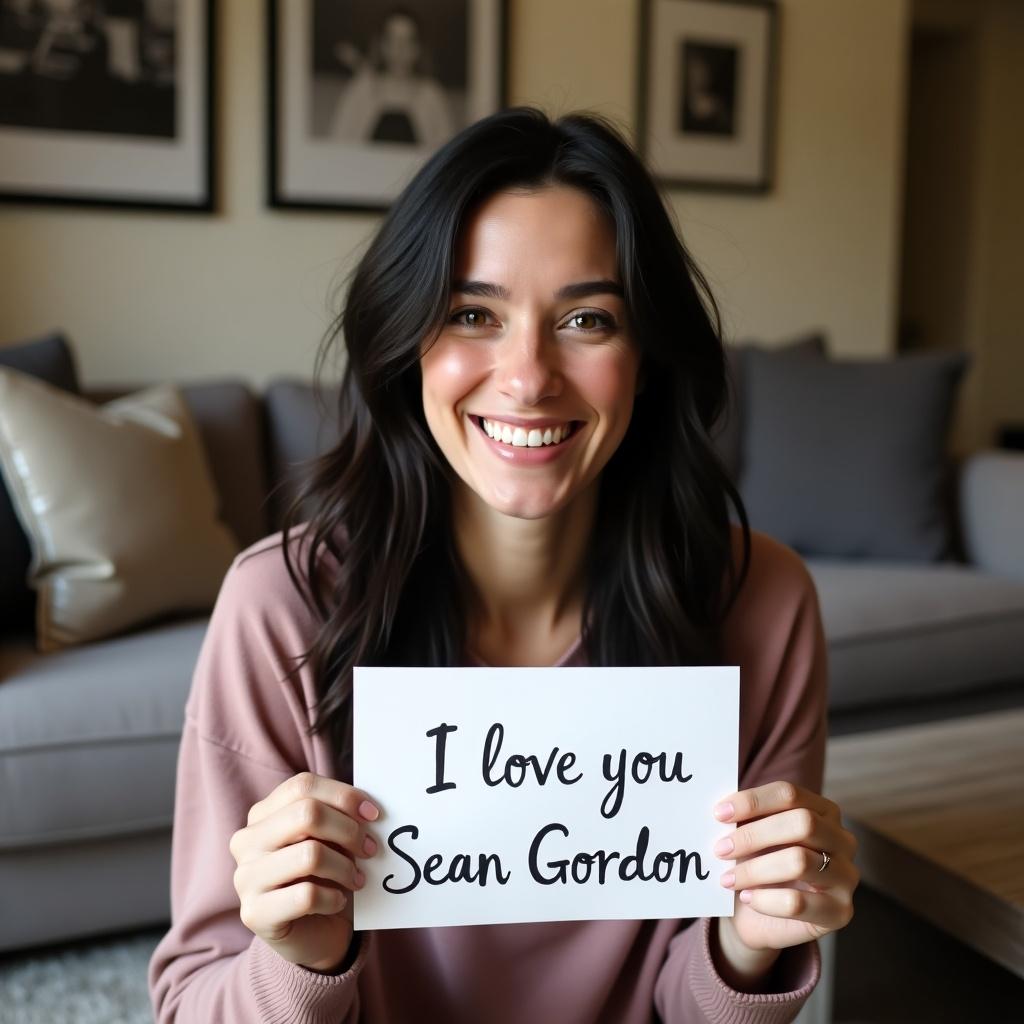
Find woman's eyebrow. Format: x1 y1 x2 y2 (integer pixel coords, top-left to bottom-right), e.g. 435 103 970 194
451 278 625 300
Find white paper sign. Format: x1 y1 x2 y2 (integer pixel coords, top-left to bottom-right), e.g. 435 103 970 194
353 666 738 930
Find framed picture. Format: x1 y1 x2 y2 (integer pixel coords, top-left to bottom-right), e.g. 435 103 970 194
637 0 778 192
268 0 508 211
0 0 215 211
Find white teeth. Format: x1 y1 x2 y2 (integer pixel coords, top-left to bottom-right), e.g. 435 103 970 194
480 417 573 448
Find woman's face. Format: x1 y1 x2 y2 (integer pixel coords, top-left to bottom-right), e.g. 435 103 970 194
420 185 641 520
380 13 420 76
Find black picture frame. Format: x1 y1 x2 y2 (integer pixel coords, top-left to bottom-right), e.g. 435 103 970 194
268 0 509 212
637 0 778 193
0 0 216 212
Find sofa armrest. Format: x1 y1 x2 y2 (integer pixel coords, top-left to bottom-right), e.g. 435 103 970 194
959 450 1024 579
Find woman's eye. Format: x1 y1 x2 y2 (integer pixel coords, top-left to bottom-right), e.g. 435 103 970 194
449 308 490 327
566 311 615 332
448 308 616 332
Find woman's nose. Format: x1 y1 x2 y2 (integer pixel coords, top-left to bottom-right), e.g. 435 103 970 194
494 328 563 407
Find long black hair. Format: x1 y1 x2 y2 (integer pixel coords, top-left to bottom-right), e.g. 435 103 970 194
278 106 752 776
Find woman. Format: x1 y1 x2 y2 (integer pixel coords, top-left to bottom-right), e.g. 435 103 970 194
148 106 858 1022
329 6 454 147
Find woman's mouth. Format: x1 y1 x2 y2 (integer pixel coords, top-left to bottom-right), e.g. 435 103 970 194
474 416 582 448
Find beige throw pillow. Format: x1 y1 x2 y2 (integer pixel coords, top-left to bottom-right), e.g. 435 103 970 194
0 367 239 652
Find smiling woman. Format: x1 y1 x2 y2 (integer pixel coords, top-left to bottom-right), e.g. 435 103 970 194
315 106 749 678
420 185 641 525
148 105 857 1024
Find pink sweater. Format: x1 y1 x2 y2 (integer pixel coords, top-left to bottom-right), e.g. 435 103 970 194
148 523 828 1023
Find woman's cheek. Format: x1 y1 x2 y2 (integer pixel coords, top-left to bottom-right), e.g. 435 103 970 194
423 339 491 403
569 347 640 429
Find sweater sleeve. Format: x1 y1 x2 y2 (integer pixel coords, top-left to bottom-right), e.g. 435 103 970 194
147 543 370 1023
653 530 829 1023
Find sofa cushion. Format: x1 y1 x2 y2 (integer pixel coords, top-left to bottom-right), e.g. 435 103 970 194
85 379 270 549
711 334 826 484
0 370 239 651
0 331 80 634
181 381 271 548
0 617 206 849
807 560 1024 711
740 348 969 560
264 378 341 529
0 330 79 390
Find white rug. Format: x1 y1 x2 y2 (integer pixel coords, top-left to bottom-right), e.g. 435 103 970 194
0 926 164 1024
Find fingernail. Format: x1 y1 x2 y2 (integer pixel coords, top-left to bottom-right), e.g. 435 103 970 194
362 835 377 856
739 889 753 904
720 871 735 888
358 800 380 821
714 837 734 857
713 802 735 822
354 869 365 888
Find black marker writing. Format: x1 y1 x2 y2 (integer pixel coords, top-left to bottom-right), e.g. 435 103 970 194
383 824 512 893
481 722 583 789
528 823 709 885
600 749 694 819
425 722 458 794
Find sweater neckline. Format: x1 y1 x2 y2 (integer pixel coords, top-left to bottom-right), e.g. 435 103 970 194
465 633 584 668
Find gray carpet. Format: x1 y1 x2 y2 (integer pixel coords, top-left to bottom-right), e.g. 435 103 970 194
0 926 164 1024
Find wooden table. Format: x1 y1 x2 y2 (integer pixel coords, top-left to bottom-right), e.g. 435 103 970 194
824 708 1024 979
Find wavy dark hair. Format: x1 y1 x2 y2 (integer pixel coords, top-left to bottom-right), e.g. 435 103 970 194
277 106 752 777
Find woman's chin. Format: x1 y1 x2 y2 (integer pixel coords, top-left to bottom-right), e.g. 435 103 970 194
490 499 562 522
481 484 572 522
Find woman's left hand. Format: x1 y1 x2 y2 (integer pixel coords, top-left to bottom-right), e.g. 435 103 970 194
713 781 859 954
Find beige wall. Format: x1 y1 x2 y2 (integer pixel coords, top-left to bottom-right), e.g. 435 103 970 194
0 0 909 390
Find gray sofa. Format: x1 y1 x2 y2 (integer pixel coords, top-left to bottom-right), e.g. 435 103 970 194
2 367 1023 955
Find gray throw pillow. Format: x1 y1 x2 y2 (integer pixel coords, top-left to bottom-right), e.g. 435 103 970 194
0 332 80 633
711 334 827 484
263 378 341 530
739 348 970 561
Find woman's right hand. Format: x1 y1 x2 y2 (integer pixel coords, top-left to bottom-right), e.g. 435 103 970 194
229 771 380 973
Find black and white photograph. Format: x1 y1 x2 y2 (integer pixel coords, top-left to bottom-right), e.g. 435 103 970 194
311 2 465 147
269 0 507 210
0 0 176 137
0 0 214 210
679 39 738 136
638 0 777 192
